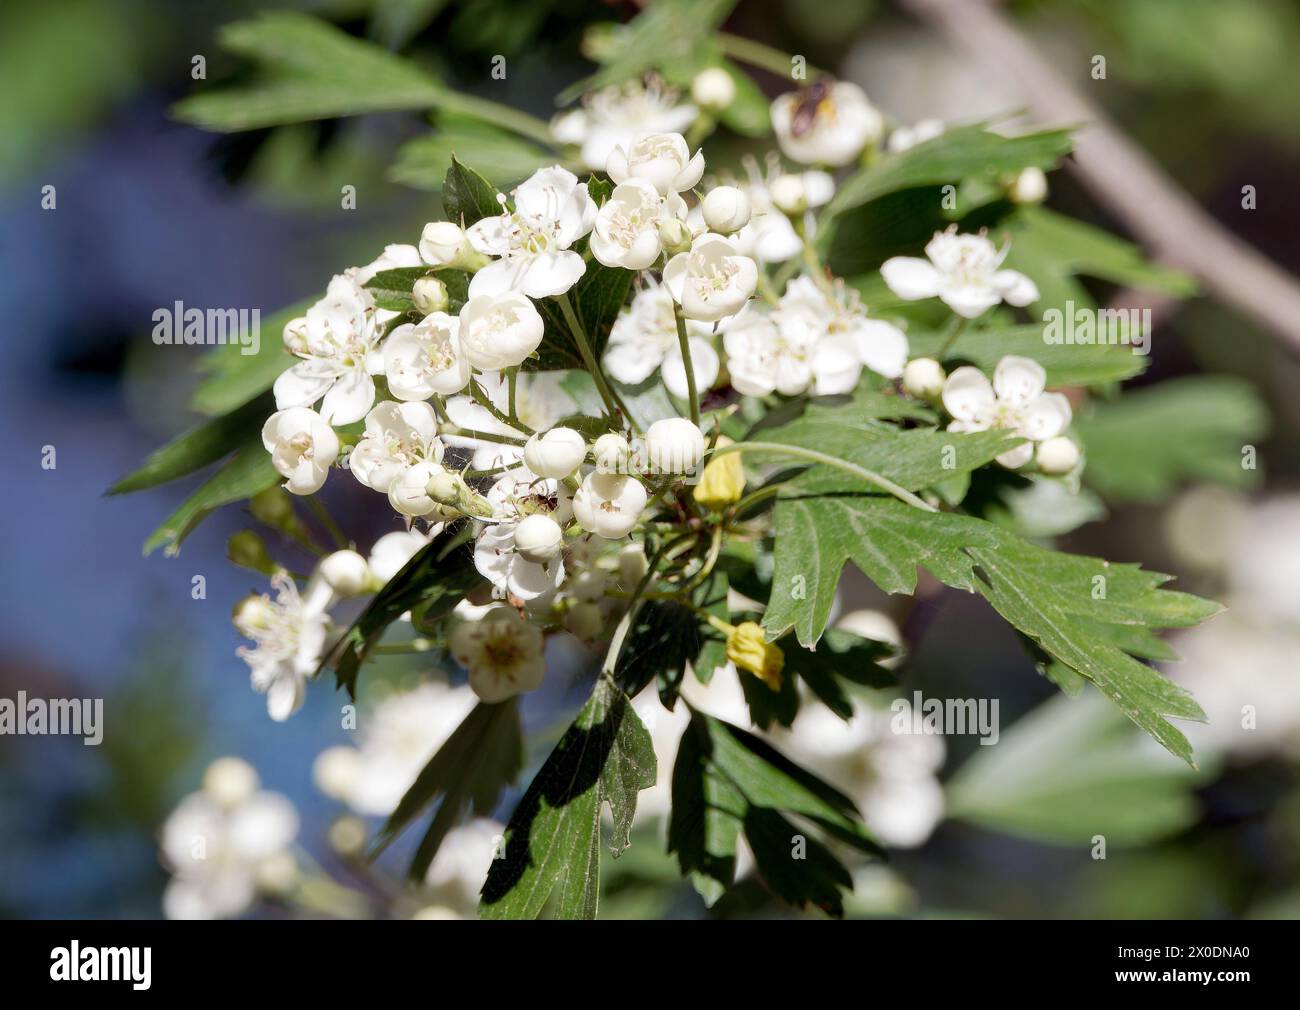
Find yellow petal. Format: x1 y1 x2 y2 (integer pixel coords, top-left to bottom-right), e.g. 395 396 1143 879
726 621 784 691
694 445 746 511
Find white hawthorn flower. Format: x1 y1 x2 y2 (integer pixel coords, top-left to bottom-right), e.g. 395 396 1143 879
458 292 545 371
882 227 1039 318
551 79 697 173
273 274 382 425
235 572 333 721
722 303 863 397
524 426 587 479
474 468 572 606
590 179 686 270
572 472 648 539
161 761 299 920
367 528 431 583
774 276 910 385
662 232 758 322
262 406 339 495
349 400 444 495
771 81 883 167
702 185 751 234
607 132 705 196
644 417 706 475
449 605 546 703
313 682 477 816
602 281 720 399
465 166 596 299
383 312 471 399
943 355 1072 468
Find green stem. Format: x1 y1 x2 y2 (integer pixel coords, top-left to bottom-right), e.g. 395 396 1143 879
732 481 787 518
673 304 701 426
506 367 520 426
716 32 820 79
436 90 556 146
556 291 626 422
440 424 527 447
712 441 938 512
936 316 971 360
470 378 530 434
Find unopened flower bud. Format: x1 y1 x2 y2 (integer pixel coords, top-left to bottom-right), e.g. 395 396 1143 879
326 815 367 857
412 276 449 314
564 600 605 641
1009 166 1048 205
617 543 648 587
725 621 784 690
249 486 298 531
227 530 276 574
644 417 706 475
320 549 370 596
203 756 259 807
514 513 563 565
769 174 808 215
658 218 693 256
254 851 299 896
419 222 467 266
691 67 736 112
1036 436 1080 475
593 433 632 474
694 439 745 511
426 472 464 506
702 185 752 234
902 357 947 401
524 427 587 480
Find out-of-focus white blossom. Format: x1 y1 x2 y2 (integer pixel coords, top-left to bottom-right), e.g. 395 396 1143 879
942 355 1071 469
551 79 697 173
882 227 1039 318
449 605 547 702
771 81 883 166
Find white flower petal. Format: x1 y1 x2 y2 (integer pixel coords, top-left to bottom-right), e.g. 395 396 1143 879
880 257 944 301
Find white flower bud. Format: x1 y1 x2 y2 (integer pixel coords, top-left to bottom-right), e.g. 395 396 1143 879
572 473 647 539
458 292 545 371
389 460 447 517
426 471 463 506
419 221 468 266
691 67 736 112
1036 436 1080 475
326 814 368 857
644 417 706 475
617 543 648 587
593 433 632 474
769 174 808 215
902 357 947 401
702 185 752 234
513 513 563 565
1009 166 1048 205
564 600 605 641
411 276 449 314
658 217 694 256
312 746 361 800
254 850 299 896
319 549 370 596
524 427 587 479
202 756 259 808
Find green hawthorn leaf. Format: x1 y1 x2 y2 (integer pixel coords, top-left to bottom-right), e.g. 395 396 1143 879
480 675 656 919
820 123 1074 230
907 321 1148 387
442 155 501 226
143 436 280 556
173 12 444 131
191 299 310 415
1077 375 1269 503
668 711 880 913
762 495 1219 766
109 393 271 495
946 691 1213 845
322 539 486 698
748 419 1024 495
535 261 632 369
780 630 897 721
363 266 469 315
373 699 524 880
392 114 555 191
